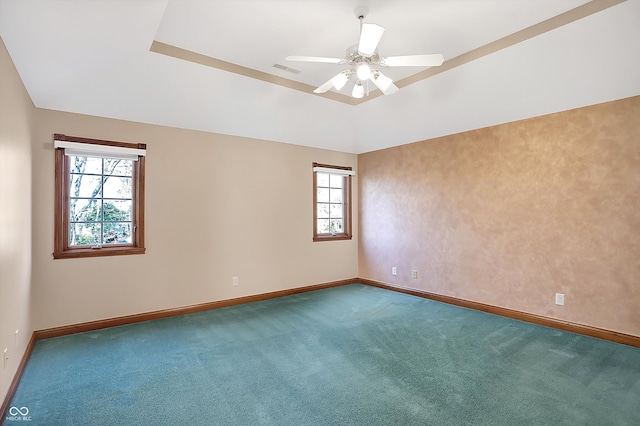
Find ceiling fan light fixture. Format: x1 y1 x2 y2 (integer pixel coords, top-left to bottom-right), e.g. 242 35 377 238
331 71 349 91
356 62 371 80
352 80 365 99
373 71 393 91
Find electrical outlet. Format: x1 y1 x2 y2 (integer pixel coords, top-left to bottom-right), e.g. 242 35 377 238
555 293 565 306
412 270 418 280
391 267 397 276
232 276 239 286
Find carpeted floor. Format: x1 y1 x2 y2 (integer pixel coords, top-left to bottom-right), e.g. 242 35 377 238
4 284 640 425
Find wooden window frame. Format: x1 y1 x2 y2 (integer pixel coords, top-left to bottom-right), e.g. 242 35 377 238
53 134 146 259
312 162 353 242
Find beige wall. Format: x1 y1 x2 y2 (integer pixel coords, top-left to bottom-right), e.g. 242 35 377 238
31 110 358 330
3 25 639 406
359 96 640 336
0 38 34 402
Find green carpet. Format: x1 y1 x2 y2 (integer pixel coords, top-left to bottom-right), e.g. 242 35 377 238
4 284 640 425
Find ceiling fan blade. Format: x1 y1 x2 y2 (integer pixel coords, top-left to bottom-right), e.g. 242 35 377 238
314 71 351 94
370 71 398 95
358 23 385 56
313 79 334 94
380 54 444 67
285 55 345 64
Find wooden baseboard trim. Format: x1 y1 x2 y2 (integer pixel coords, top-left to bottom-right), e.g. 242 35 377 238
360 278 640 348
1 332 36 420
35 278 359 340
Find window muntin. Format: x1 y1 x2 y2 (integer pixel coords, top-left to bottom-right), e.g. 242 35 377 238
313 163 352 241
68 156 134 247
316 173 345 235
54 134 146 259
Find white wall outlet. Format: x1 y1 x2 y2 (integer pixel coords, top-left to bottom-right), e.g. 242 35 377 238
3 348 8 369
412 270 418 279
391 267 397 276
555 293 565 306
232 276 239 286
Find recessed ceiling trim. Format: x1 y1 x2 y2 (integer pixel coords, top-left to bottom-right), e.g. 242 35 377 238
395 0 627 91
150 0 625 106
150 40 358 105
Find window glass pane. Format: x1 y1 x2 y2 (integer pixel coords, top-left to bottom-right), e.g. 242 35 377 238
103 176 132 199
317 188 329 203
105 159 133 177
317 203 329 219
317 173 329 187
329 188 343 203
70 223 101 246
104 200 132 222
70 199 101 222
317 219 330 234
329 174 343 188
103 222 132 245
330 203 343 219
54 136 146 258
313 165 351 241
70 156 102 175
69 174 102 198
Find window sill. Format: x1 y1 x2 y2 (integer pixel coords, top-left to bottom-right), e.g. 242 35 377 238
53 247 146 259
313 234 352 242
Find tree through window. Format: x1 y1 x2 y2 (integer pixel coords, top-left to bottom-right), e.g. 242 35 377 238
53 134 146 259
68 156 133 246
312 163 353 241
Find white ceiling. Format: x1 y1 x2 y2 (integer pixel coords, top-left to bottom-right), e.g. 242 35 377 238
1 0 639 154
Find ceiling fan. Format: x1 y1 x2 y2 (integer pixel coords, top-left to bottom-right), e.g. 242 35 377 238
285 13 444 98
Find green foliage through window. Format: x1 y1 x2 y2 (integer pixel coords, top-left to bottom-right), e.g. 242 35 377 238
312 163 352 242
69 156 134 246
316 173 344 235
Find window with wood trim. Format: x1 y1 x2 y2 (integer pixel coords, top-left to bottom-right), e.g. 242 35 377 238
313 162 353 241
53 134 146 259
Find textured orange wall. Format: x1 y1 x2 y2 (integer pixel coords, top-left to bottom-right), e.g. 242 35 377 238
358 96 640 336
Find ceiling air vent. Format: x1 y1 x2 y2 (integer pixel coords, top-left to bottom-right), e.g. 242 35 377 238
273 63 301 74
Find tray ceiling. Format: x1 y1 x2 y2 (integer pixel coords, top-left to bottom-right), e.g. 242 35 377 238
1 0 638 153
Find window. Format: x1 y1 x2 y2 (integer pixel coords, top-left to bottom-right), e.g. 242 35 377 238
313 162 353 241
53 134 146 259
